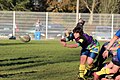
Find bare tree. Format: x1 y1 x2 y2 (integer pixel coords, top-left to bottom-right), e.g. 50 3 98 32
99 0 120 13
81 0 99 24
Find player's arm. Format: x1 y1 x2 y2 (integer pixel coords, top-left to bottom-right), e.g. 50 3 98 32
103 30 120 58
60 38 79 48
105 35 119 50
60 37 72 47
60 33 75 46
65 43 79 48
65 41 81 48
109 46 120 51
103 36 118 58
106 29 120 50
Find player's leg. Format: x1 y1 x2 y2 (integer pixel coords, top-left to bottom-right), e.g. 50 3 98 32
98 64 119 80
85 52 98 77
100 69 120 80
105 61 114 68
95 62 114 75
87 52 98 69
86 41 100 72
78 49 89 80
93 56 120 80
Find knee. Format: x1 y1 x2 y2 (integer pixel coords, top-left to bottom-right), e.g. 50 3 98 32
87 57 93 65
80 56 87 64
87 60 92 65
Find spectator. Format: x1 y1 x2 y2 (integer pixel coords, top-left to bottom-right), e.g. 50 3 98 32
35 19 42 31
34 19 43 40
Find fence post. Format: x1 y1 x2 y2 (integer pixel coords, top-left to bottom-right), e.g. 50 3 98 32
79 13 81 19
46 12 48 39
13 11 16 36
76 0 79 24
111 14 114 38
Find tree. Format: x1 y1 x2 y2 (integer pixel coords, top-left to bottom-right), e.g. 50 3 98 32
98 0 120 14
0 0 31 11
0 0 13 10
31 0 47 12
80 0 99 24
13 0 30 11
46 0 76 12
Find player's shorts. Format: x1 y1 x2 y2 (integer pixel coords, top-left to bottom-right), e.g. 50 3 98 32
112 56 120 66
81 49 98 59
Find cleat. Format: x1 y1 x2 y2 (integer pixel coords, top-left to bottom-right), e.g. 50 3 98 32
78 77 86 80
85 70 92 77
78 72 86 80
93 72 99 80
84 69 87 75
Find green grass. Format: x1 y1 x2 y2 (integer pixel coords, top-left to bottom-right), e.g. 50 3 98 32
0 40 105 80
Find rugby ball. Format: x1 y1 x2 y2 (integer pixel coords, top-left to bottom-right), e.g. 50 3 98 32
19 34 31 43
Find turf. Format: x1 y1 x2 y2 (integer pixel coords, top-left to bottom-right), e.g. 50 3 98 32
0 40 105 80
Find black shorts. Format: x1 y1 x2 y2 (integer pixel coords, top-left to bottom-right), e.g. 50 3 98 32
112 56 120 66
81 49 98 59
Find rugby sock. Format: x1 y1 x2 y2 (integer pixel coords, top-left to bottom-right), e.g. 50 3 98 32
105 68 110 74
96 68 110 75
96 68 105 75
84 69 87 75
79 64 85 77
84 64 93 75
86 64 93 70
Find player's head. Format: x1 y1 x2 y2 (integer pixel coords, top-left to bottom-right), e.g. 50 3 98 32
73 26 83 38
75 18 85 31
78 18 85 26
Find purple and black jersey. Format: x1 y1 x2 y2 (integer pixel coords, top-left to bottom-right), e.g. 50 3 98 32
75 33 93 48
66 33 94 49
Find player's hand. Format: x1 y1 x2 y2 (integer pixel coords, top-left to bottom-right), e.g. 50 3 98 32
60 41 66 47
61 38 66 42
102 50 109 58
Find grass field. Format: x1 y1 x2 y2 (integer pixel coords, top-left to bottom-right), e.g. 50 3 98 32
0 40 105 80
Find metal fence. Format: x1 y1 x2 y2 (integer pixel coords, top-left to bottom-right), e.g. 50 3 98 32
0 11 119 40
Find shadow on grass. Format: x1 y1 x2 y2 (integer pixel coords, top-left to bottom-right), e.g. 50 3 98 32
5 58 78 71
0 55 79 78
0 41 58 46
0 56 41 62
0 43 29 46
0 56 45 66
0 70 37 78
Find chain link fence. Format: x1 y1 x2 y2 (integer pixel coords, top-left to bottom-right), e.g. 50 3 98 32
0 11 119 40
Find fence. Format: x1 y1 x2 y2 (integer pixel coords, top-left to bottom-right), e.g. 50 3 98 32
0 11 119 40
